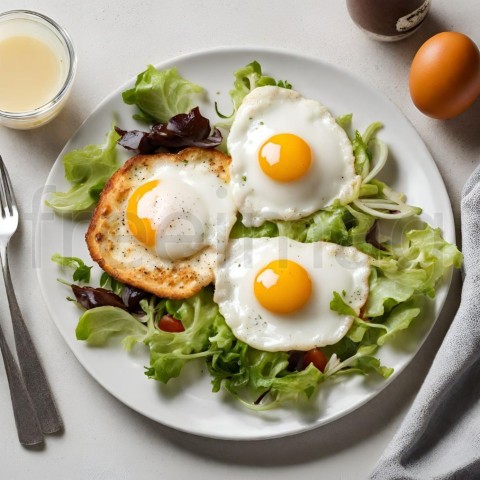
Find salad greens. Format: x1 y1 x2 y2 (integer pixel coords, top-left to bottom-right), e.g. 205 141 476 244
51 60 463 410
76 305 148 349
46 65 212 214
122 65 204 123
75 287 223 382
51 254 92 283
46 125 120 214
216 60 292 126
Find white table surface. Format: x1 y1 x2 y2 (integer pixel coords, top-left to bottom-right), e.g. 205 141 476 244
0 1 479 478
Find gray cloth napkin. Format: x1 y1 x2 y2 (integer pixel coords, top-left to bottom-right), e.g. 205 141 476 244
370 164 480 480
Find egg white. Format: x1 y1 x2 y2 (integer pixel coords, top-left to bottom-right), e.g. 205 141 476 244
214 237 371 352
132 164 234 263
227 86 361 227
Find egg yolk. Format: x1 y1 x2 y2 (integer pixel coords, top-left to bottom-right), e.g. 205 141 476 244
254 259 312 314
126 180 159 246
258 133 312 182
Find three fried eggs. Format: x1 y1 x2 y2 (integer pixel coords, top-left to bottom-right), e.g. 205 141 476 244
88 86 369 351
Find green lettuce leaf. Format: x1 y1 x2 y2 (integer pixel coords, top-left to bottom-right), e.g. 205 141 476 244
322 336 358 361
145 288 220 383
365 269 415 317
217 61 292 126
351 121 383 179
270 364 323 400
346 318 384 343
207 315 323 408
330 291 357 317
394 225 463 295
276 216 313 242
229 215 278 239
230 204 385 255
325 345 393 379
207 314 254 394
229 61 291 113
345 303 420 346
352 130 370 178
99 271 125 296
51 253 92 283
246 348 291 390
375 301 421 346
349 351 394 378
329 292 379 343
231 206 352 245
75 306 148 349
346 206 389 258
373 224 463 298
122 65 204 123
46 125 120 214
304 207 351 244
336 113 353 134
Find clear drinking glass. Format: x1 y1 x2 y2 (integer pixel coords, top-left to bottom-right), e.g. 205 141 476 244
0 10 77 129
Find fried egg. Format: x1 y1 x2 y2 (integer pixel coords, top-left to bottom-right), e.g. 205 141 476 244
86 148 236 299
214 237 371 352
227 86 361 227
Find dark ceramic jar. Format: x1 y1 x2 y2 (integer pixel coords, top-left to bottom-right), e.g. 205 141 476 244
346 0 431 41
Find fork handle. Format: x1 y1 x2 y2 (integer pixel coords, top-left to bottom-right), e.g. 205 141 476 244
1 253 63 435
0 323 44 445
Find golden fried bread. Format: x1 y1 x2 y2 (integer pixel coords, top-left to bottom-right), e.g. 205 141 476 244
86 147 232 299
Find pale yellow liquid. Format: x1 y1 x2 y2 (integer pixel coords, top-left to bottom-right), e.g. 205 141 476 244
0 35 61 112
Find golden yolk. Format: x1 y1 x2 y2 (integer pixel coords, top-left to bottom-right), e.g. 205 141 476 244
126 180 159 246
254 259 312 314
258 133 312 182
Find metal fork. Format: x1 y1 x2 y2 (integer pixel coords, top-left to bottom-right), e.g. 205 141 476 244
0 155 63 441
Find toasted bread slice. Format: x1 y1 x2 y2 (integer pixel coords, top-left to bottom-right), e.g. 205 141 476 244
86 147 232 299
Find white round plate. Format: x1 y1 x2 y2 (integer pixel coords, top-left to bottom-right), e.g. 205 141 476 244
36 47 455 440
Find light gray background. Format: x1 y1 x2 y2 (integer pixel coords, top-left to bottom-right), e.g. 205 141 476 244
0 1 478 479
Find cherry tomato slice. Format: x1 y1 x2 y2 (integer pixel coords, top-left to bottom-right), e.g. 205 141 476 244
158 314 185 333
302 348 328 372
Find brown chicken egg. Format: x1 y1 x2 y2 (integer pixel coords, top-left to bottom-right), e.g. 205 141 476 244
409 32 480 119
